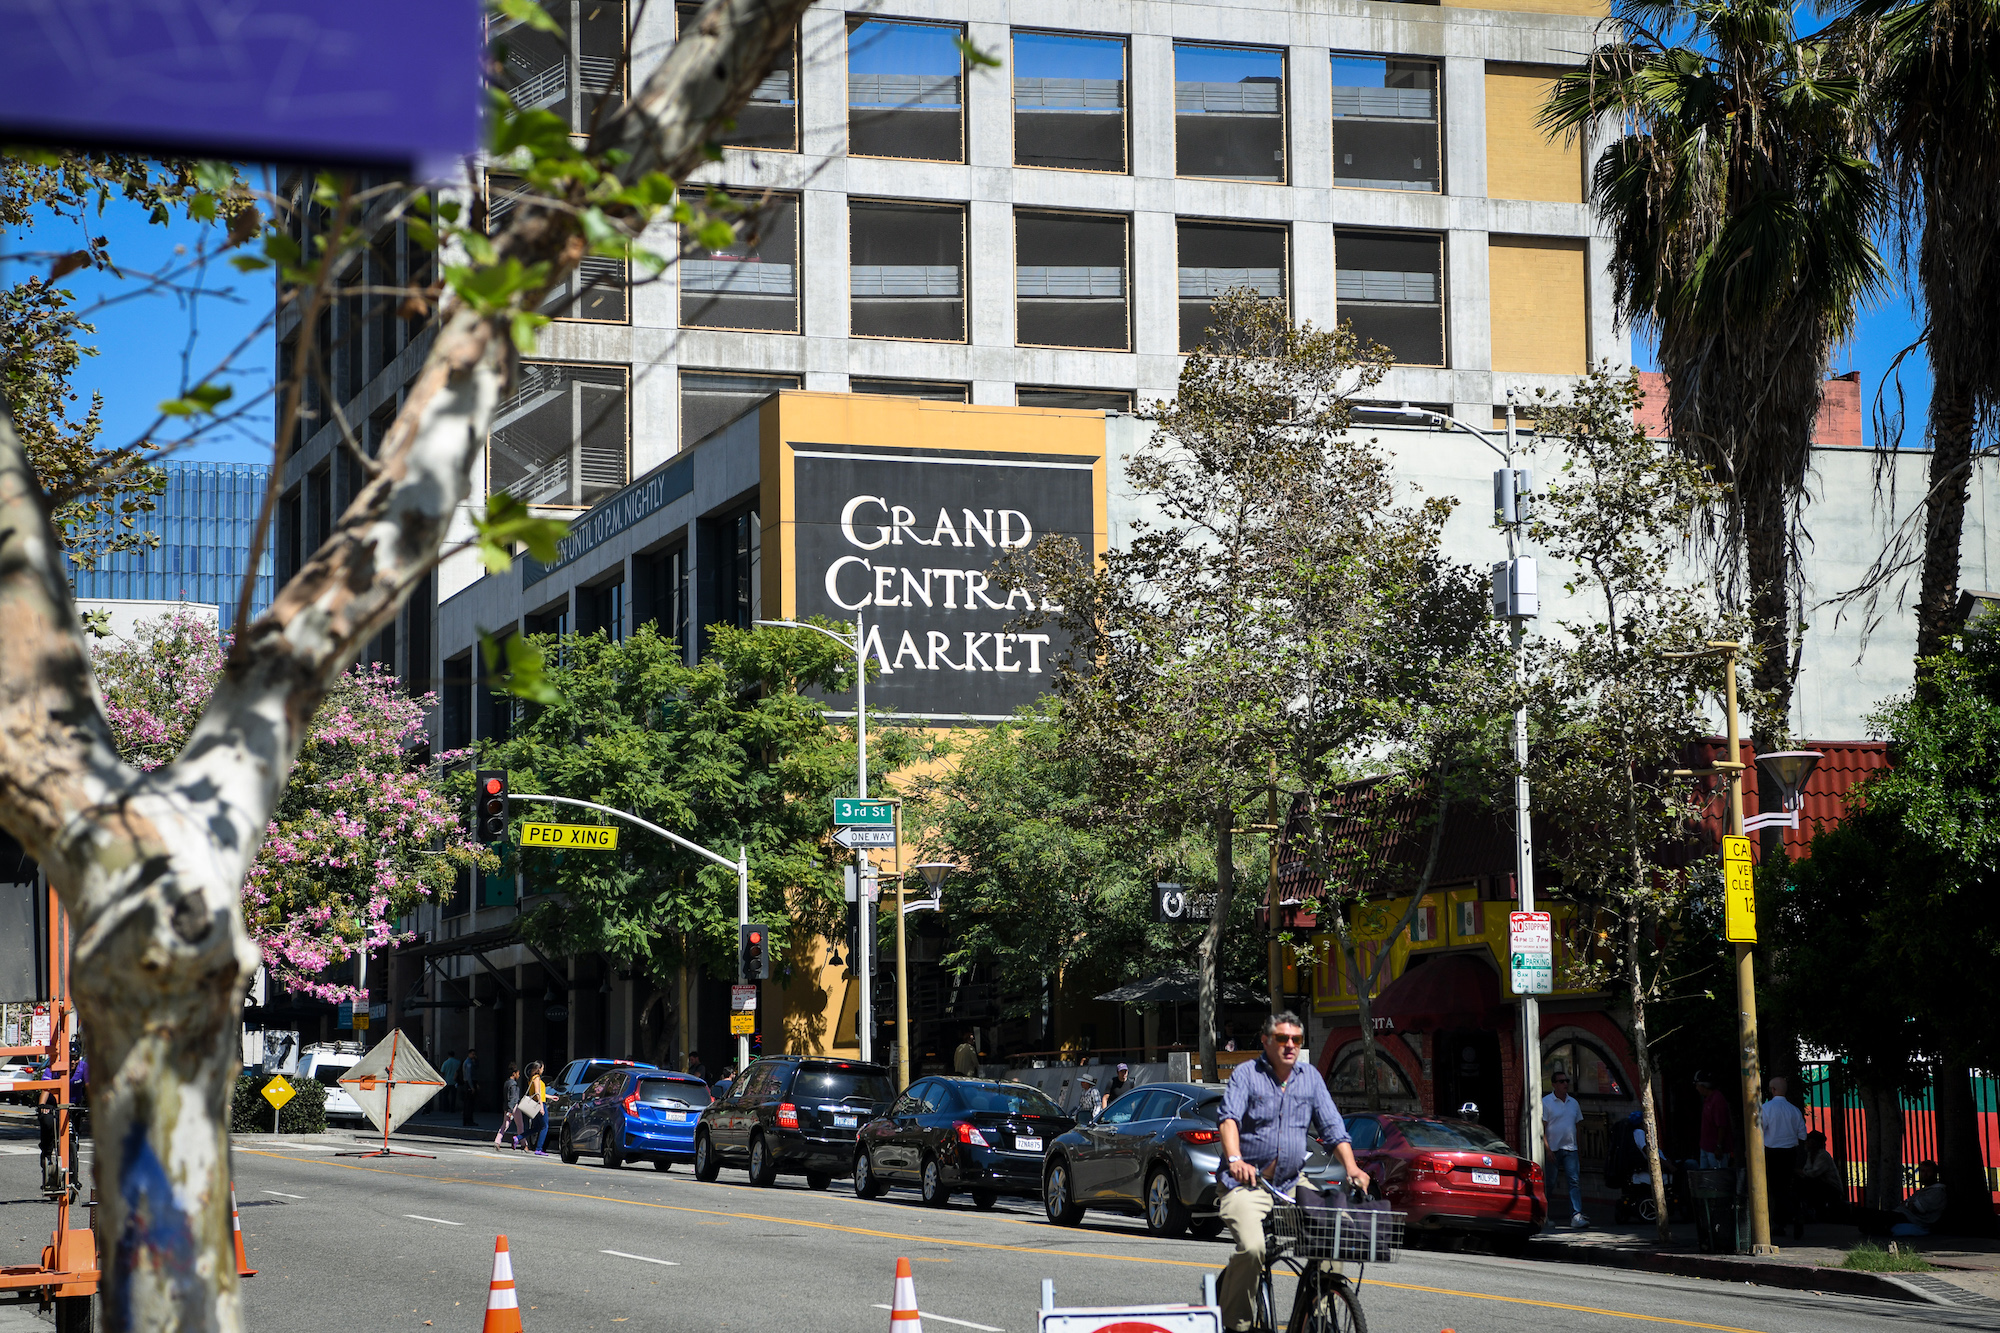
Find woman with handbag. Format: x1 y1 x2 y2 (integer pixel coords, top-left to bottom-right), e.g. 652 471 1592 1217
521 1061 550 1155
496 1063 522 1149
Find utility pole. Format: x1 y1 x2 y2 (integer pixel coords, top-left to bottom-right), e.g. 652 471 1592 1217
1506 393 1544 1170
1265 759 1283 1011
892 804 910 1090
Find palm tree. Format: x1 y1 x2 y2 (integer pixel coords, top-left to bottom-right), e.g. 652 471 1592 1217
1542 0 1884 749
1844 0 2000 663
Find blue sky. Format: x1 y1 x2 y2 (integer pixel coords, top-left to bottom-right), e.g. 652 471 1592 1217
2 185 277 467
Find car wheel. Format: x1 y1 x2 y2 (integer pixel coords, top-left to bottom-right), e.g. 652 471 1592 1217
972 1190 998 1211
1044 1159 1084 1226
806 1172 833 1191
747 1133 779 1187
1190 1216 1224 1241
692 1132 720 1182
920 1155 952 1208
854 1149 886 1199
1145 1167 1190 1237
559 1127 580 1165
602 1128 623 1170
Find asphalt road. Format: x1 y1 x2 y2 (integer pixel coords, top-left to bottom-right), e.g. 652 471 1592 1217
3 1117 1997 1333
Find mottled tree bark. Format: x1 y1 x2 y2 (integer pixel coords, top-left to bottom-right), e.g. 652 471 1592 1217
1197 810 1233 1084
1917 384 1977 666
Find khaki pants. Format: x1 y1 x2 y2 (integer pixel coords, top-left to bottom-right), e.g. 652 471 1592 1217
1217 1184 1273 1331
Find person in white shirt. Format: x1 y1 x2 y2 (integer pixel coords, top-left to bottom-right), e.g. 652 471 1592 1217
1760 1077 1808 1238
1542 1072 1587 1228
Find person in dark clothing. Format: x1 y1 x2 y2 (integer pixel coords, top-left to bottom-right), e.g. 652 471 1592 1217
1694 1071 1734 1169
458 1049 479 1127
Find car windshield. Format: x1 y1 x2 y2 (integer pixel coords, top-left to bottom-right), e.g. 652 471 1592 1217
794 1068 894 1104
637 1078 710 1107
1396 1118 1514 1152
958 1083 1064 1117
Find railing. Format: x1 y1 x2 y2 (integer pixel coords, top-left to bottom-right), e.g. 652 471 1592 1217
1016 266 1125 299
1014 77 1124 110
1331 86 1435 120
849 73 961 108
1335 269 1439 304
1175 81 1282 115
682 259 796 295
1178 267 1284 299
852 265 961 298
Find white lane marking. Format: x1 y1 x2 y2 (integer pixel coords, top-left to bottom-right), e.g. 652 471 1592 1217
0 1146 37 1155
873 1306 1002 1331
263 1190 308 1199
404 1214 465 1226
601 1249 679 1266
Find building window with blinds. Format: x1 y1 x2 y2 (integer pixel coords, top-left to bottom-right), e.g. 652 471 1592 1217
1175 43 1286 182
850 378 970 401
1176 220 1288 352
490 0 626 135
677 4 797 150
679 191 800 332
1015 210 1129 350
1331 55 1442 193
1013 30 1126 172
680 371 801 448
1018 386 1134 411
489 362 630 508
848 18 965 161
1334 231 1446 367
850 201 967 342
488 173 627 322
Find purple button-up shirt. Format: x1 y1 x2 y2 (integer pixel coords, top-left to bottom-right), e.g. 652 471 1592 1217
1217 1054 1350 1191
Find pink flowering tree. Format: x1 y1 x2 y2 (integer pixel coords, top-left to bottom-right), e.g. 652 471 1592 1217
91 609 484 1002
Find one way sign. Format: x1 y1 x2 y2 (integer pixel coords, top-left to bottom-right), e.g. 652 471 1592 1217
834 826 897 849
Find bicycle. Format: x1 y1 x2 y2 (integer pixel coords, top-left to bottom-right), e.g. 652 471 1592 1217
1247 1175 1403 1333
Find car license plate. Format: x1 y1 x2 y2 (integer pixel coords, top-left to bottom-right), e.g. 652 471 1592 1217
662 1110 688 1122
1471 1170 1502 1186
834 1114 858 1129
1015 1135 1042 1152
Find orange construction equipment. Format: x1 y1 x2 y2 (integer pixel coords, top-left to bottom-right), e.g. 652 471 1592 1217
481 1235 523 1333
889 1256 922 1333
230 1183 257 1277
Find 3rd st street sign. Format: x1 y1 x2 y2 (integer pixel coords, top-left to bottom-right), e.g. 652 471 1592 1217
833 798 895 826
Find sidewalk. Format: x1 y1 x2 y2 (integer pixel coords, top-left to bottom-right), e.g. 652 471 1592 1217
1527 1215 2000 1311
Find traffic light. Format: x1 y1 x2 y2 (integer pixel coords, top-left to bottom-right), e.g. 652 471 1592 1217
740 923 771 980
475 770 510 845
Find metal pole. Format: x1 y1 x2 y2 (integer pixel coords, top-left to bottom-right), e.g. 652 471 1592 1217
856 614 873 1065
893 805 910 1090
737 845 751 1073
1507 392 1544 1170
1724 649 1775 1254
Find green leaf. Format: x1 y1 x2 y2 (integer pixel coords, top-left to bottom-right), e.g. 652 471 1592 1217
188 192 218 223
956 36 1002 69
228 254 273 273
263 232 301 266
461 231 498 266
695 217 736 252
445 257 548 315
192 161 238 194
405 216 439 252
479 631 563 705
510 310 551 354
158 382 234 417
473 492 569 574
491 0 564 35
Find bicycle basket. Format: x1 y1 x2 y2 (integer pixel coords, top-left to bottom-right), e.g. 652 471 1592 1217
1269 1199 1406 1263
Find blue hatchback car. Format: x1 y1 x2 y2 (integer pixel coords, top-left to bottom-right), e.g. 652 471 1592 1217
559 1067 714 1170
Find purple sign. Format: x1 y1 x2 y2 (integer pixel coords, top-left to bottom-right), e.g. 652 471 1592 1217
0 0 480 175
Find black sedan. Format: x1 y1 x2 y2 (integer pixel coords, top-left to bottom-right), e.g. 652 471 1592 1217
854 1076 1074 1209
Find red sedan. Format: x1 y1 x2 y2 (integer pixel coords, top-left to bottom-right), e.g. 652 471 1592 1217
1344 1112 1545 1249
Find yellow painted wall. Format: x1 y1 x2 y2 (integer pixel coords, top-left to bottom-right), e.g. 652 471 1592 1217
1485 65 1586 203
1488 236 1589 375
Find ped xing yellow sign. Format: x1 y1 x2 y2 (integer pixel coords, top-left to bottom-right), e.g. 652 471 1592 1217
261 1075 296 1110
1722 835 1756 943
521 822 621 851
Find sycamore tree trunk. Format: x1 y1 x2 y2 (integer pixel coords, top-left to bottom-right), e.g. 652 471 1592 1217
1198 807 1234 1084
1624 893 1671 1243
0 3 811 1328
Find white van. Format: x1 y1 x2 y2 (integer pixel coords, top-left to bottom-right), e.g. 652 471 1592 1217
297 1044 366 1125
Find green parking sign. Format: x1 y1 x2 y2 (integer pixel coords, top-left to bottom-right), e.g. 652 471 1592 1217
833 798 895 827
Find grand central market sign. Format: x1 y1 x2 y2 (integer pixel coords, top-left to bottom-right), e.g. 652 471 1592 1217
789 442 1096 720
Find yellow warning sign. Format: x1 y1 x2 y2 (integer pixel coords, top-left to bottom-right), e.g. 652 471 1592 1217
1721 835 1756 943
521 822 620 851
261 1075 296 1110
729 1012 755 1035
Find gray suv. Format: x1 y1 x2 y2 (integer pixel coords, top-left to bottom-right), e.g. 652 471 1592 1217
1041 1081 1228 1237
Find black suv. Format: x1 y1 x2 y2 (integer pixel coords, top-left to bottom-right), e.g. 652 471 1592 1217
692 1056 894 1189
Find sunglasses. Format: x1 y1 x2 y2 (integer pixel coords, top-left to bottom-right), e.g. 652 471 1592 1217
1270 1035 1303 1047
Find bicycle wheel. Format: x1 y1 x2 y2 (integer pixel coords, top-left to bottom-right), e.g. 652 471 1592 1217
1255 1271 1280 1333
1286 1269 1366 1333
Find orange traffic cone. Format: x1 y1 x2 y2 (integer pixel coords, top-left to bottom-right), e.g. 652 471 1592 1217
482 1235 523 1333
889 1256 922 1333
230 1183 256 1278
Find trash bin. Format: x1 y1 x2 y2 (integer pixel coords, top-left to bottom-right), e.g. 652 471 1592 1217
1687 1169 1737 1253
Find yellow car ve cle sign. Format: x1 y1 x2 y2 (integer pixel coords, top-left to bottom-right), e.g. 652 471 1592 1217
520 822 620 850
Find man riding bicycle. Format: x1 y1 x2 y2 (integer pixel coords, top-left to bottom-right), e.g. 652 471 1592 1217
1217 1011 1371 1333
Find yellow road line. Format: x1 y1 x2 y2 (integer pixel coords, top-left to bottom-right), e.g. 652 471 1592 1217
237 1149 1770 1333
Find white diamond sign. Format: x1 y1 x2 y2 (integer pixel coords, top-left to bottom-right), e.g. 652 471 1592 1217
339 1029 446 1136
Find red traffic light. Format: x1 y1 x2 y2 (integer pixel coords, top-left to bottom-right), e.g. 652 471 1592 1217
749 932 764 944
485 777 503 794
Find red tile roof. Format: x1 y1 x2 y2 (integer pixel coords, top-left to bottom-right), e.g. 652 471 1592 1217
1634 372 1863 449
1689 738 1889 858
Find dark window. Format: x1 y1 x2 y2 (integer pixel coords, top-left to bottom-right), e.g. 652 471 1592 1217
1542 1038 1626 1098
848 18 964 162
676 5 797 149
372 236 400 374
307 464 332 551
850 201 965 342
1177 220 1287 352
525 602 569 638
489 173 627 322
680 192 799 332
792 1067 894 1104
1348 1115 1382 1150
1131 1089 1182 1121
479 637 515 742
1016 210 1128 349
491 0 627 135
405 217 436 342
849 378 968 402
1331 56 1441 193
680 371 799 448
443 866 470 918
1017 386 1133 412
407 571 435 697
1393 1117 1513 1151
1335 231 1444 367
633 544 689 659
277 487 303 583
1175 43 1285 182
442 652 473 750
340 275 366 404
1097 1090 1144 1125
720 507 760 631
1013 30 1125 172
638 1077 712 1107
580 577 624 641
489 362 629 507
958 1083 1064 1117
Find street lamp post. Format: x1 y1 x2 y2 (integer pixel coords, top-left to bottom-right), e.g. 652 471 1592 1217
1390 396 1542 1165
755 615 874 1063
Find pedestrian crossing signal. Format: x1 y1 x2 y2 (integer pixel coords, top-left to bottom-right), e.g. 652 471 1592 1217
476 770 510 845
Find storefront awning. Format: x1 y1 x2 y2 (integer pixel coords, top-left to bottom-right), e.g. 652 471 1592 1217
1372 953 1501 1033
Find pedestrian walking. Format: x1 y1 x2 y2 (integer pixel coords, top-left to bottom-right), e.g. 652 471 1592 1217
687 1051 708 1083
522 1061 551 1155
1076 1073 1101 1121
1542 1070 1587 1228
953 1029 980 1076
459 1049 479 1127
1760 1076 1807 1239
1105 1063 1133 1105
497 1063 522 1148
439 1050 460 1114
1694 1071 1735 1169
